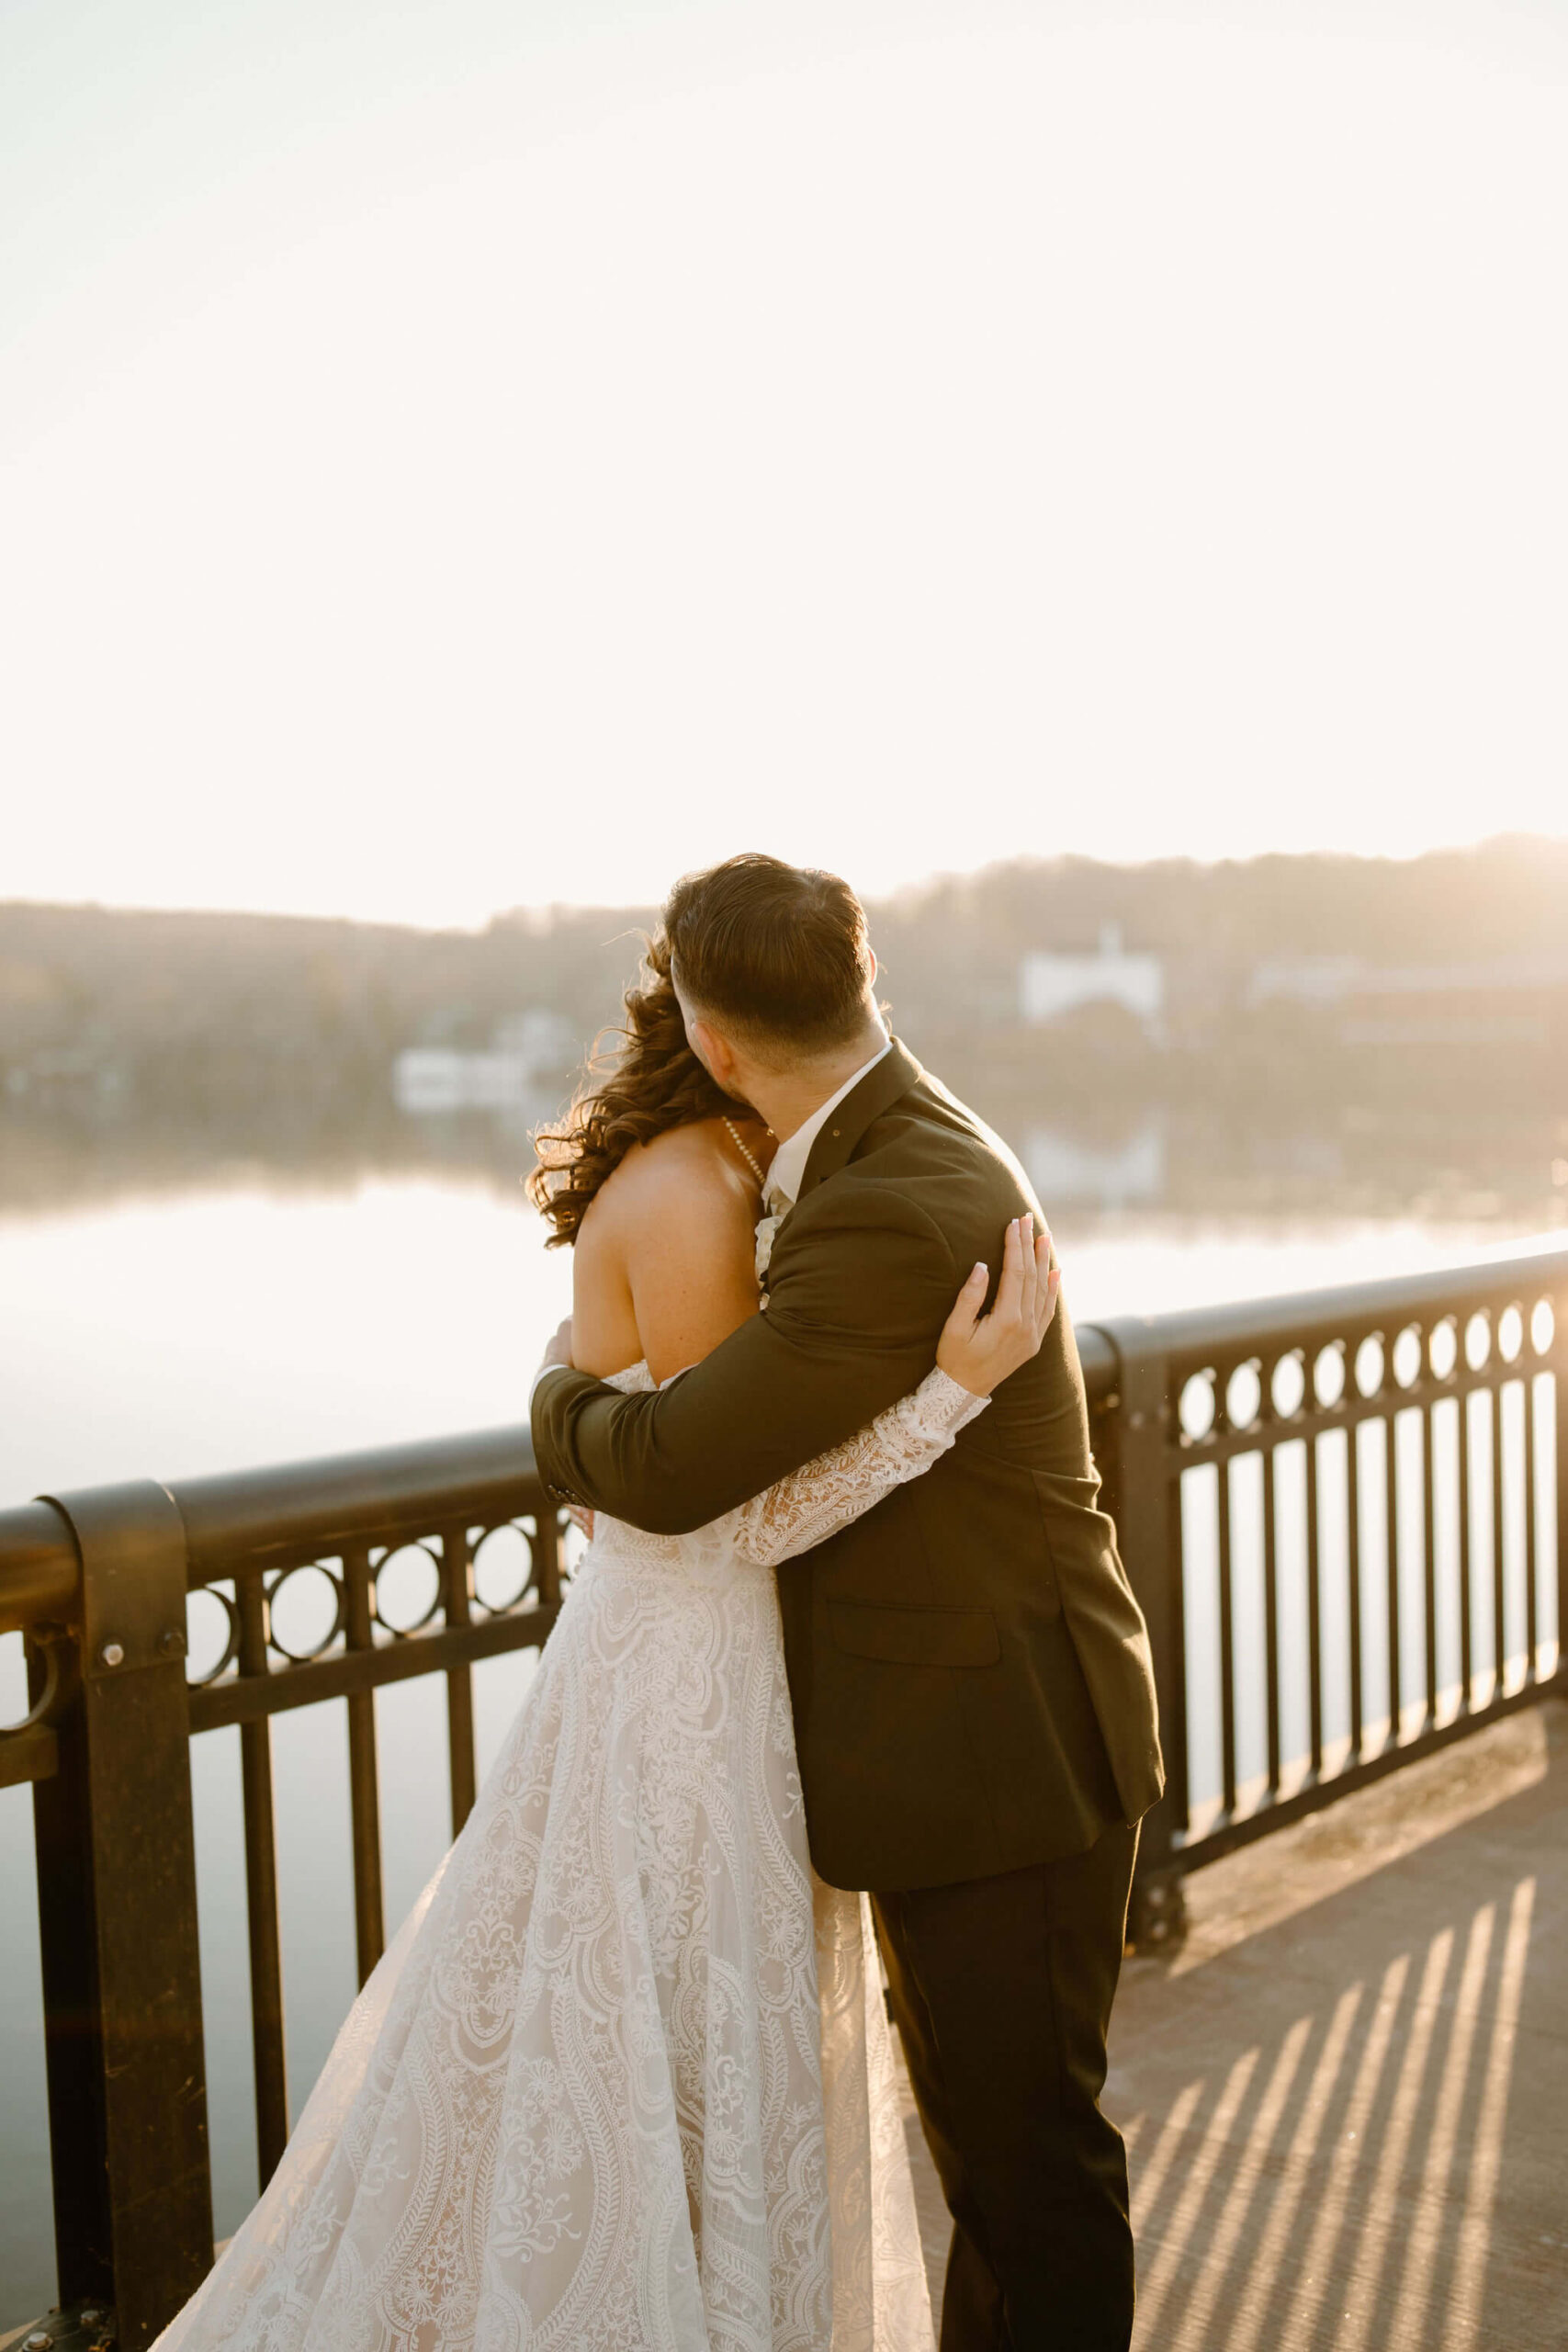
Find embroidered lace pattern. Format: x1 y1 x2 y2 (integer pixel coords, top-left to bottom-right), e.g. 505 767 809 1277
154 1365 983 2352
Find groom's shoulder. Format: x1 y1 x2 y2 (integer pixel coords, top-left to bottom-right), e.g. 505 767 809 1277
879 1068 1032 1197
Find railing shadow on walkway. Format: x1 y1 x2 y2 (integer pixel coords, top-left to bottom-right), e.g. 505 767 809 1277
899 1702 1565 2348
1108 1702 1564 2352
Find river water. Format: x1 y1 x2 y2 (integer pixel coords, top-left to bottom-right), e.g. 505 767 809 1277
1 1168 1562 2312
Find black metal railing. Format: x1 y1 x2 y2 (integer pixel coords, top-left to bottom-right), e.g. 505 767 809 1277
2 1245 1564 2346
1089 1248 1567 1927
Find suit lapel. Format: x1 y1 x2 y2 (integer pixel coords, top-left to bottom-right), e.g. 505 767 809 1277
797 1036 924 1199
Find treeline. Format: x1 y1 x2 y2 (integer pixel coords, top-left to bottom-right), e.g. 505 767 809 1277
3 833 1567 1110
871 833 1568 1033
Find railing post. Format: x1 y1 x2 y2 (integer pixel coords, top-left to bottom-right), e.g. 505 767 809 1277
1555 1294 1568 1684
1095 1324 1188 1950
32 1481 212 2347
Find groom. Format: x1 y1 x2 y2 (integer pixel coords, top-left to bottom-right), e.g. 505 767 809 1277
532 854 1163 2351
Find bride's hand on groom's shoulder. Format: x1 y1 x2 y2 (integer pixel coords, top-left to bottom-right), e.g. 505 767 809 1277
936 1214 1060 1397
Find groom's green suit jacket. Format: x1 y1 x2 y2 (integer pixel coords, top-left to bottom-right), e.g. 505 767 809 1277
531 1040 1164 1893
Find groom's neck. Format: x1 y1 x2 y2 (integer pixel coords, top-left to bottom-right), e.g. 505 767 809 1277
746 1017 888 1143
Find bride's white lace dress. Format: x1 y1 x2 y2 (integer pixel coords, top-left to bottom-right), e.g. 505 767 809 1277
155 1363 984 2352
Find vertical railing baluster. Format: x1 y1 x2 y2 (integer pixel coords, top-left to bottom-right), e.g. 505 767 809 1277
1522 1364 1540 1683
342 1544 385 1984
1457 1383 1473 1715
442 1523 478 1837
1262 1432 1281 1800
1217 1453 1236 1819
1384 1409 1402 1745
1304 1423 1323 1781
1555 1311 1568 1682
1346 1406 1364 1766
533 1509 563 1616
1422 1398 1440 1732
1490 1379 1507 1702
237 1574 288 2185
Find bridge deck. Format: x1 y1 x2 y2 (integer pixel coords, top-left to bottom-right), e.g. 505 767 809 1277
899 1699 1568 2350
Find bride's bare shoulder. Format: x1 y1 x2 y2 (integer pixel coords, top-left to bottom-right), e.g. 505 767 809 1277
589 1118 758 1232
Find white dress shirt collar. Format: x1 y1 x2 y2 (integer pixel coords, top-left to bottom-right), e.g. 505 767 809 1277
763 1032 892 1212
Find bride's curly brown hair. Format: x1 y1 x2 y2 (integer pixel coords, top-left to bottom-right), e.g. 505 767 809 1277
526 933 748 1248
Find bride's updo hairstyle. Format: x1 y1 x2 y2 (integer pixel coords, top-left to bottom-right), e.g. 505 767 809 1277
528 854 874 1248
527 929 742 1248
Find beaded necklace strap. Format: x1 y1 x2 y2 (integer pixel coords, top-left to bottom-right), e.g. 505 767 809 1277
722 1117 766 1186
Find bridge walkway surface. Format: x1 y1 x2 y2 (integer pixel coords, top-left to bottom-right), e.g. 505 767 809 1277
898 1700 1567 2351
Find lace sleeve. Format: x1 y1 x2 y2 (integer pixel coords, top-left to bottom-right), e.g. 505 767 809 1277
711 1367 988 1569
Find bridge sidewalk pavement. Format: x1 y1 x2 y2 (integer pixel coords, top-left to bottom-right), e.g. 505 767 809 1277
897 1699 1567 2351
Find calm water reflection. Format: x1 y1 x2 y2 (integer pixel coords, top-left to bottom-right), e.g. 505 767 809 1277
2 1165 1563 2311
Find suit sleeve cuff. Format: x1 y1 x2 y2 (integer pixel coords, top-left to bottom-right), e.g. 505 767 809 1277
529 1360 573 1408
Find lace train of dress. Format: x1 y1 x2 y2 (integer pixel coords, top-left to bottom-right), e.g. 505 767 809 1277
154 1363 983 2352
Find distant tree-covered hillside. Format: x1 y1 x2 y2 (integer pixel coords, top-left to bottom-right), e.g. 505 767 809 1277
2 835 1565 1108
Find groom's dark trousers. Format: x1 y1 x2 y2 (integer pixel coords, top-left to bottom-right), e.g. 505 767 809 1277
874 1817 1138 2352
533 1040 1163 2352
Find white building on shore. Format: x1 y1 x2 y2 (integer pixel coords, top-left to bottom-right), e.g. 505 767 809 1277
1018 923 1164 1035
393 1009 578 1114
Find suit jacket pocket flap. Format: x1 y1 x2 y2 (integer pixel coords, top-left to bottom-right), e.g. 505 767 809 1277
828 1599 1000 1668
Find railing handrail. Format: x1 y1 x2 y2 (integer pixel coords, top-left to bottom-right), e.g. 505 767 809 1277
1093 1238 1568 1369
4 1243 1564 1636
0 1426 547 1635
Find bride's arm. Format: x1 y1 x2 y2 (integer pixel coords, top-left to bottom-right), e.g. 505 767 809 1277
713 1366 987 1567
705 1222 1059 1568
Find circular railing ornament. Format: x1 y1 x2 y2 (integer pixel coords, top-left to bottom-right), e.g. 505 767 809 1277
373 1542 443 1636
1463 1310 1491 1371
266 1562 345 1663
185 1585 240 1686
1314 1341 1346 1408
1178 1372 1217 1442
472 1522 535 1616
0 1636 62 1737
1225 1360 1262 1431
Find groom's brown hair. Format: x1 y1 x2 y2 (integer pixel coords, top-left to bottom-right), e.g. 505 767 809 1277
666 854 874 1055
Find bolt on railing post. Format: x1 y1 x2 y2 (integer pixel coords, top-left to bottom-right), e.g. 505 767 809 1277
1095 1325 1188 1951
31 1480 212 2347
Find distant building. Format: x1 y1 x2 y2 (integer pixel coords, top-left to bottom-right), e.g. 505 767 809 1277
393 1009 578 1114
1246 956 1360 1010
1246 953 1568 1046
1018 924 1164 1033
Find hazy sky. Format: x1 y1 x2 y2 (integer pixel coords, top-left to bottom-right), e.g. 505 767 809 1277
3 0 1565 926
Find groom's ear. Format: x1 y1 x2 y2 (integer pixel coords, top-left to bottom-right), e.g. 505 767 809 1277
688 1012 736 1091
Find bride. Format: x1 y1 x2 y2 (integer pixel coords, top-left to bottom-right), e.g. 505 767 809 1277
154 939 1056 2352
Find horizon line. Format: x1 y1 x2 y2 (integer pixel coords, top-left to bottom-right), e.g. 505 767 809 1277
5 831 1567 939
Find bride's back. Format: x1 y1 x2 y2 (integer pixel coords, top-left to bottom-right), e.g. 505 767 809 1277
570 1114 771 1385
